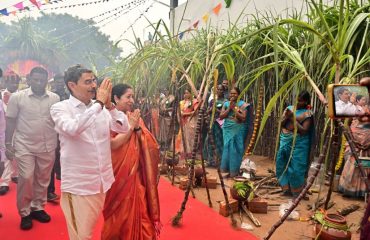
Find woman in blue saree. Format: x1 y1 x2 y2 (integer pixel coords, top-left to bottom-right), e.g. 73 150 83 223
276 91 314 198
203 84 225 166
219 87 250 177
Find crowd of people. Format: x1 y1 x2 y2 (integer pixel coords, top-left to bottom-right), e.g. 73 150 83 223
0 63 369 239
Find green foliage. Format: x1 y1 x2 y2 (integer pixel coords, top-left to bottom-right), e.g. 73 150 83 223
0 14 121 73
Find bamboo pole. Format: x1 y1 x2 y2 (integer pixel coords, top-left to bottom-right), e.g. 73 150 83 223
205 114 237 226
170 87 179 185
172 105 206 226
199 113 213 208
324 121 339 209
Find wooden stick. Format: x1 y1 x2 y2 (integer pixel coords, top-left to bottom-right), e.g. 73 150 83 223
205 114 237 226
199 113 212 207
324 121 339 209
241 202 261 227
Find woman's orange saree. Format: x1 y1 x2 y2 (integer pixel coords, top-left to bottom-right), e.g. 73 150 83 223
102 119 161 240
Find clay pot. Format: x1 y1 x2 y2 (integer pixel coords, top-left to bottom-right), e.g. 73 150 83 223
194 166 204 178
166 156 179 166
230 177 250 201
315 213 351 240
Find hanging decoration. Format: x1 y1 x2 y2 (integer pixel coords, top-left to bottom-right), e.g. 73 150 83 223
0 8 9 16
202 13 209 23
213 3 222 15
224 0 232 8
179 2 227 40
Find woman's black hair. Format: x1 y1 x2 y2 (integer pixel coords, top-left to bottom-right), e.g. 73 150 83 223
298 90 311 104
231 86 241 95
356 94 364 102
112 83 132 104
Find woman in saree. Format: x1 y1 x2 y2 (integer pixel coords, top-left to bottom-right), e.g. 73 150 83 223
158 89 175 148
276 91 314 198
203 84 225 166
175 88 199 159
219 87 250 177
102 84 161 240
338 117 370 198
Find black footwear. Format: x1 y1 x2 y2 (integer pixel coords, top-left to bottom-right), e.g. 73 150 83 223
47 192 59 202
30 210 51 223
20 215 33 230
11 177 18 184
0 186 9 195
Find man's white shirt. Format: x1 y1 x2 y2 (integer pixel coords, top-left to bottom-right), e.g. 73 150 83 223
335 99 357 116
50 95 130 195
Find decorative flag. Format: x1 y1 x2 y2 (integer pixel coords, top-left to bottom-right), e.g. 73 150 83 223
179 32 184 40
193 20 199 28
14 2 24 10
29 0 42 9
202 13 209 23
44 0 50 3
213 3 222 15
11 11 17 16
225 0 232 8
0 8 9 16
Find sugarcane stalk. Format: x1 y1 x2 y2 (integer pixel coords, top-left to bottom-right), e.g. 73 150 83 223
199 113 212 208
172 105 206 226
324 121 339 209
263 136 331 240
170 89 179 185
245 83 264 156
205 114 237 226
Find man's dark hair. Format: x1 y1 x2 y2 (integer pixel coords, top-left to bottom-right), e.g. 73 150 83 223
64 64 93 91
0 68 3 78
54 73 64 81
112 84 132 104
30 67 48 78
337 87 349 96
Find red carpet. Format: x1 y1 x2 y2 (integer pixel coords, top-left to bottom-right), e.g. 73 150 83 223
0 178 258 240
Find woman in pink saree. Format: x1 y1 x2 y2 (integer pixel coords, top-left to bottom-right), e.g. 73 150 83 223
102 84 161 240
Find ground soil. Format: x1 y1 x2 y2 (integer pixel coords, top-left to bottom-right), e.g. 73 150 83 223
162 155 365 240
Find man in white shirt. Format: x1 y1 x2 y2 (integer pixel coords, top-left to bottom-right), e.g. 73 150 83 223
0 71 20 196
6 67 60 230
335 87 357 116
50 65 130 240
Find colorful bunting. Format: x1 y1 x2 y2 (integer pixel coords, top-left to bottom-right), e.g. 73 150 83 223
0 8 9 16
213 3 222 15
11 11 17 16
14 2 24 10
202 13 209 23
179 32 184 40
193 20 199 28
29 0 42 9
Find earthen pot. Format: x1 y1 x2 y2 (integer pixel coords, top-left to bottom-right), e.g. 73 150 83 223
230 177 250 201
315 213 351 240
166 156 179 166
194 166 204 178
